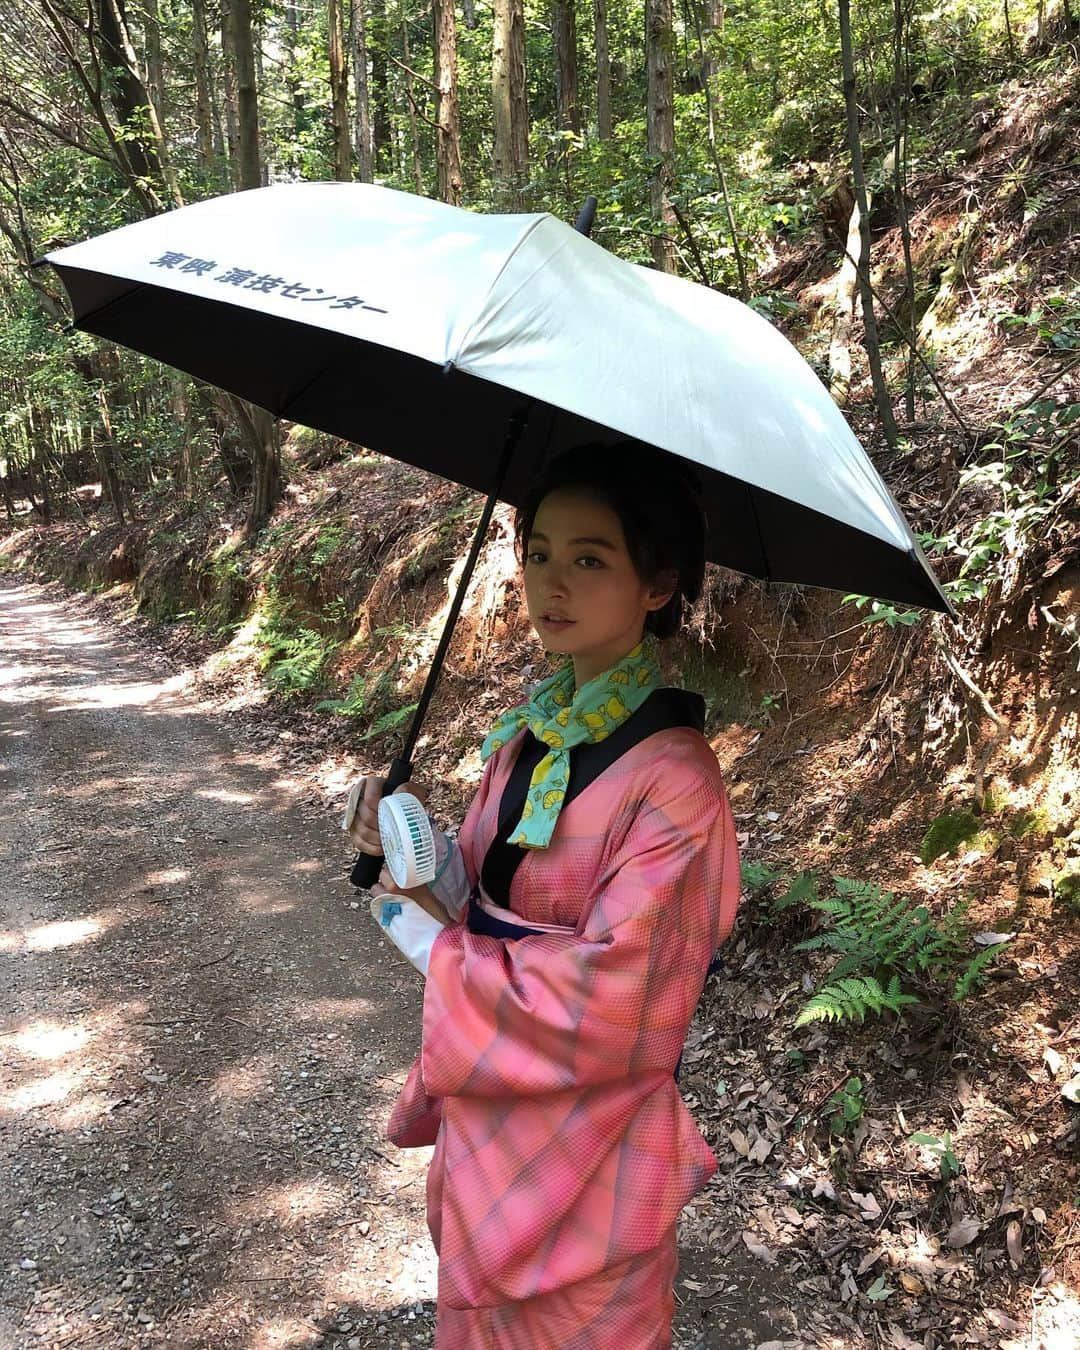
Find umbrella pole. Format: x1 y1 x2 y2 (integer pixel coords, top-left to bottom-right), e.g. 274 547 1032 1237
350 404 530 889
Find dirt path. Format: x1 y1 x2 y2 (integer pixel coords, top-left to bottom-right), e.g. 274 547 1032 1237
0 579 793 1350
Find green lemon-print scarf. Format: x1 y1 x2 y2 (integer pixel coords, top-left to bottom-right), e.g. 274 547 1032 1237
479 634 662 849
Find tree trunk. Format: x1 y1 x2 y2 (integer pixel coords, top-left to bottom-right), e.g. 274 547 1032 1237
493 0 529 207
351 0 374 181
401 21 424 194
595 0 612 140
701 1 725 81
284 1 306 157
892 0 916 421
552 1 580 134
191 0 219 169
828 190 864 405
646 0 678 273
838 0 898 447
95 0 158 186
328 0 352 180
220 4 241 187
144 0 166 129
433 0 462 204
228 0 261 190
100 0 183 205
370 0 392 173
225 0 282 531
93 384 128 525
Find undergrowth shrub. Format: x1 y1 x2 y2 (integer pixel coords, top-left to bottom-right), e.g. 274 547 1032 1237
741 866 1010 1028
253 591 340 696
315 662 418 743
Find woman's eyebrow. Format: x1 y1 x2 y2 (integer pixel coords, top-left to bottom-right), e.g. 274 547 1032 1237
527 532 618 550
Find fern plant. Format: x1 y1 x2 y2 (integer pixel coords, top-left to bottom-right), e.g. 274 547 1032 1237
791 877 1008 1028
796 974 918 1027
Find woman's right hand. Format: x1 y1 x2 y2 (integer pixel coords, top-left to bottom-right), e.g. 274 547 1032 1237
347 775 431 856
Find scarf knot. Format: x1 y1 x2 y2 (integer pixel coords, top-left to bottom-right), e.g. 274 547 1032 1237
480 635 662 849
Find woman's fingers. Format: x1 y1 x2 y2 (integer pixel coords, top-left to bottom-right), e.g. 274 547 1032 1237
348 776 430 854
393 780 429 807
348 775 385 855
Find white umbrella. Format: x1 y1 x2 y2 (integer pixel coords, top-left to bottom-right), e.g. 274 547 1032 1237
43 181 948 610
42 182 951 885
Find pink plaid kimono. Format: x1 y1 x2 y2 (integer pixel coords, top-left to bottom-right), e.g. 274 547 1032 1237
388 723 741 1347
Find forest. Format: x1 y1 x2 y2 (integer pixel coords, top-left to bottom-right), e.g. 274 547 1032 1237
1 0 1079 1346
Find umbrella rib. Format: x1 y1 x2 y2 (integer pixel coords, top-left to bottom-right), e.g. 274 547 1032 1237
746 484 771 582
58 275 143 334
279 362 339 422
451 214 551 365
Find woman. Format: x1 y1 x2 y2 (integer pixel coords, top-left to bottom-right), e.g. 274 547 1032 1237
349 442 741 1348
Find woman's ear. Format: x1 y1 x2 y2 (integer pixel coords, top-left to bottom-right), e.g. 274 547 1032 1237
646 569 678 612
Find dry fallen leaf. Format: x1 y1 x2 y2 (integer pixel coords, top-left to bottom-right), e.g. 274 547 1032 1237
947 1215 982 1248
749 1135 774 1164
729 1129 750 1157
899 1271 926 1295
741 1230 778 1264
1006 1219 1024 1266
849 1189 882 1219
986 1308 1022 1332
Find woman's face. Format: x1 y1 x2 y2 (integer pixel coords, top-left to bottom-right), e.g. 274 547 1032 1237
522 489 675 689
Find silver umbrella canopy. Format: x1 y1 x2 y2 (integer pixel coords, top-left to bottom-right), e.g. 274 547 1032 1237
41 182 952 883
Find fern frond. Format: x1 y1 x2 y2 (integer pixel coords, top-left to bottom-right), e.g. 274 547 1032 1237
795 974 918 1028
954 944 1007 999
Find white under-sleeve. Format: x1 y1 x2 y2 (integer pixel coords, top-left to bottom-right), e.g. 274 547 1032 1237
370 894 445 977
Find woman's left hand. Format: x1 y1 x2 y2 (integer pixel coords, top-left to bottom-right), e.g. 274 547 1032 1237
375 865 453 926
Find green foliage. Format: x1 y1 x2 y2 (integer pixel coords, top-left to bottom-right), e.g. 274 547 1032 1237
842 594 923 628
253 592 340 696
1056 871 1080 915
909 1129 961 1181
827 1077 865 1134
920 810 982 864
741 859 782 892
785 874 1009 1026
315 663 419 743
799 975 918 1028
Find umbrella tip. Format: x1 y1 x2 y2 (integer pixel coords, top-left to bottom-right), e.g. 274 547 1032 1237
573 197 598 237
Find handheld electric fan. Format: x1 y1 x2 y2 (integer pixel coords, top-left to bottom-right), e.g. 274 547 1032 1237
376 792 437 889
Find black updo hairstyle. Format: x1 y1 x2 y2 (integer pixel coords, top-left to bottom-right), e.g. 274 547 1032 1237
512 441 708 640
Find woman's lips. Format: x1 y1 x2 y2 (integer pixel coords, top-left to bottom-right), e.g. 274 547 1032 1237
540 616 575 628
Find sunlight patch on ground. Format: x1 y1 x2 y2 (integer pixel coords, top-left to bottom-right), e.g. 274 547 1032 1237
286 997 378 1025
0 1064 92 1113
208 1057 277 1107
230 1178 345 1232
196 787 258 805
1002 1279 1080 1350
1 1018 92 1062
145 867 191 886
48 669 190 711
25 915 105 952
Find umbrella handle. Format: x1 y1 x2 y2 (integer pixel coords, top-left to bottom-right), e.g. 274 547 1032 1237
348 754 415 889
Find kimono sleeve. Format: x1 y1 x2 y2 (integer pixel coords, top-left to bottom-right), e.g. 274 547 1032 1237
420 760 740 1099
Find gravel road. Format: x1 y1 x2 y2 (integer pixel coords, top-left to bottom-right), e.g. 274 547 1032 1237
1 580 437 1348
0 578 793 1350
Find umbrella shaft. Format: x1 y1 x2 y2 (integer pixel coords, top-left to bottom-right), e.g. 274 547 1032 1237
399 404 529 763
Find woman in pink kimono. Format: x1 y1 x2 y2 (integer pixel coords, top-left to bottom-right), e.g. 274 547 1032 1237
350 442 741 1348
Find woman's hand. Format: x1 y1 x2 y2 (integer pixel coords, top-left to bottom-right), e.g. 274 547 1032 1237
347 775 430 856
375 865 453 927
